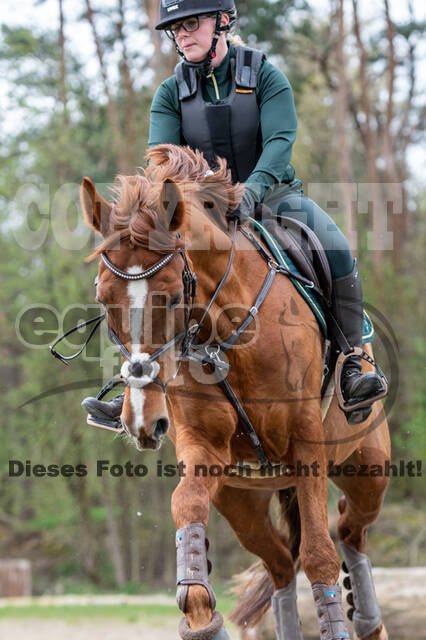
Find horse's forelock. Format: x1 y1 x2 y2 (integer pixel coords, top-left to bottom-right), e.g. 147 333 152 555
145 144 244 217
110 174 150 230
145 144 211 183
84 145 243 263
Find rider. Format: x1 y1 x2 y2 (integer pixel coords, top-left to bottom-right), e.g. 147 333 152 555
82 0 385 426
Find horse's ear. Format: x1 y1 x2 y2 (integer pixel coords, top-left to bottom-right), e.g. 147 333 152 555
158 178 186 231
80 177 112 237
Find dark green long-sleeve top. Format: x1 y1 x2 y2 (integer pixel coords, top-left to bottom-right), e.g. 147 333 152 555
149 43 298 204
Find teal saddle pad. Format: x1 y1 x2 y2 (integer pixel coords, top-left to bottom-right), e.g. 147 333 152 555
249 218 374 343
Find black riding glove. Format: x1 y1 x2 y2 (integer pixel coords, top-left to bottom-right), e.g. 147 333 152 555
226 187 257 224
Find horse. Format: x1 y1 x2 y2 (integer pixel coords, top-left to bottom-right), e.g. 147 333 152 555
80 144 390 640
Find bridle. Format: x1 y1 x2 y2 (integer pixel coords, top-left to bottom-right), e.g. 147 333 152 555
50 226 237 401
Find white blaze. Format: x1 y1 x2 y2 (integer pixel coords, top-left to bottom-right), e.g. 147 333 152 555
130 387 145 431
127 267 148 353
126 267 148 432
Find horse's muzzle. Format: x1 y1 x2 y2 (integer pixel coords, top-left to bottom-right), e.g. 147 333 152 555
129 416 169 451
152 417 169 441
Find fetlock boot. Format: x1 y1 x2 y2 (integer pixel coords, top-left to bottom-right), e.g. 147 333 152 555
332 261 385 423
81 393 124 428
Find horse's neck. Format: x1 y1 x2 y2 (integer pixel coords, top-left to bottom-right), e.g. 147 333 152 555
183 212 258 309
184 210 232 256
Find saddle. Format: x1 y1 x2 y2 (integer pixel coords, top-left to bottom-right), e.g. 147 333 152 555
254 204 333 304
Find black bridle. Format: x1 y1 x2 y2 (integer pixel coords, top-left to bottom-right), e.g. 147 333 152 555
49 224 239 392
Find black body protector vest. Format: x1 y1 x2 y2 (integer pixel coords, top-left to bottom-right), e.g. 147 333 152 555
175 46 265 183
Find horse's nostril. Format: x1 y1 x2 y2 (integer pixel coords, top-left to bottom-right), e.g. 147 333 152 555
129 361 144 377
153 418 169 440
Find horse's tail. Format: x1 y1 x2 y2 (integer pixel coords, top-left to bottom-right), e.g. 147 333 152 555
228 487 301 628
278 486 301 564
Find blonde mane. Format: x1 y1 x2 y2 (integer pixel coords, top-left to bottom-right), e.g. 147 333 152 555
86 145 243 262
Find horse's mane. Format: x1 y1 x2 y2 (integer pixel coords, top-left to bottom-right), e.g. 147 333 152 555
86 145 244 262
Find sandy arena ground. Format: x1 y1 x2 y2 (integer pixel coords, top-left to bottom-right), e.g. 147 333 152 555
0 568 425 639
0 618 240 640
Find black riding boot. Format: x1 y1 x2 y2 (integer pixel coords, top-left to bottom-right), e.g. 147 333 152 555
332 261 385 423
81 393 124 428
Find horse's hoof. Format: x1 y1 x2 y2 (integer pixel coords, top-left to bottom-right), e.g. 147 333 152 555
354 623 388 640
178 611 230 640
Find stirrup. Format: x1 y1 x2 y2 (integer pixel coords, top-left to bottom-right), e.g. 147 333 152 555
335 347 388 418
85 374 125 433
86 414 124 432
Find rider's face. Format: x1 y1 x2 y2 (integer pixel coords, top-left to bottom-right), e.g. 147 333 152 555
173 15 217 62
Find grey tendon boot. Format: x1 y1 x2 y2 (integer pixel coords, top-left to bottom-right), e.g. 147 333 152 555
271 577 303 640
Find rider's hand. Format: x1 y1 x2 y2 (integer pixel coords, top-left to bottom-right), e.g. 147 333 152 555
226 186 257 225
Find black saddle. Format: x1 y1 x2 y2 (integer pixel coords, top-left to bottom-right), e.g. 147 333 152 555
254 204 333 303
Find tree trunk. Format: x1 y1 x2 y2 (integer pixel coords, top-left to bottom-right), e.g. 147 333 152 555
58 0 68 127
333 0 356 252
352 0 384 291
84 0 131 173
142 0 178 86
101 474 127 587
382 0 405 269
117 0 137 169
66 431 100 584
68 476 100 584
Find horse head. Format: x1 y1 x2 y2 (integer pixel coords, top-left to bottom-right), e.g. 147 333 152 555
80 144 243 450
81 168 189 450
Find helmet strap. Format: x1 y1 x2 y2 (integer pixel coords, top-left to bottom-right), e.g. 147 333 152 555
174 11 231 70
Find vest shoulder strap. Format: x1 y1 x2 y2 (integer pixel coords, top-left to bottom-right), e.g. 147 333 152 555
234 46 265 89
175 46 265 100
175 61 197 100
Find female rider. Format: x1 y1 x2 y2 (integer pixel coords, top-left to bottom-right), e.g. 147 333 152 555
82 0 385 427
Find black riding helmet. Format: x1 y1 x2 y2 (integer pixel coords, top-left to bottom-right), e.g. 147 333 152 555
156 0 236 30
156 0 237 69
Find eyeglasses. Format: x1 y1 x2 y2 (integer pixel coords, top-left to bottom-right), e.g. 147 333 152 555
165 14 214 39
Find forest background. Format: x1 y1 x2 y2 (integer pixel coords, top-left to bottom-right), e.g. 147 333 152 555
0 0 425 595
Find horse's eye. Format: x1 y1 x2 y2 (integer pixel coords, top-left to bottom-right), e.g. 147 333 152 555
169 293 182 310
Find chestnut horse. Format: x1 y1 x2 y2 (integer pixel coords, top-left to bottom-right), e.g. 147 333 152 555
81 144 390 640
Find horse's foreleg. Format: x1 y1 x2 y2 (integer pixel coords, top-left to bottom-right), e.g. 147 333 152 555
332 434 390 640
171 448 229 640
213 485 303 640
293 411 350 640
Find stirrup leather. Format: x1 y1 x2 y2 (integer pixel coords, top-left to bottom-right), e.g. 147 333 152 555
335 347 388 414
